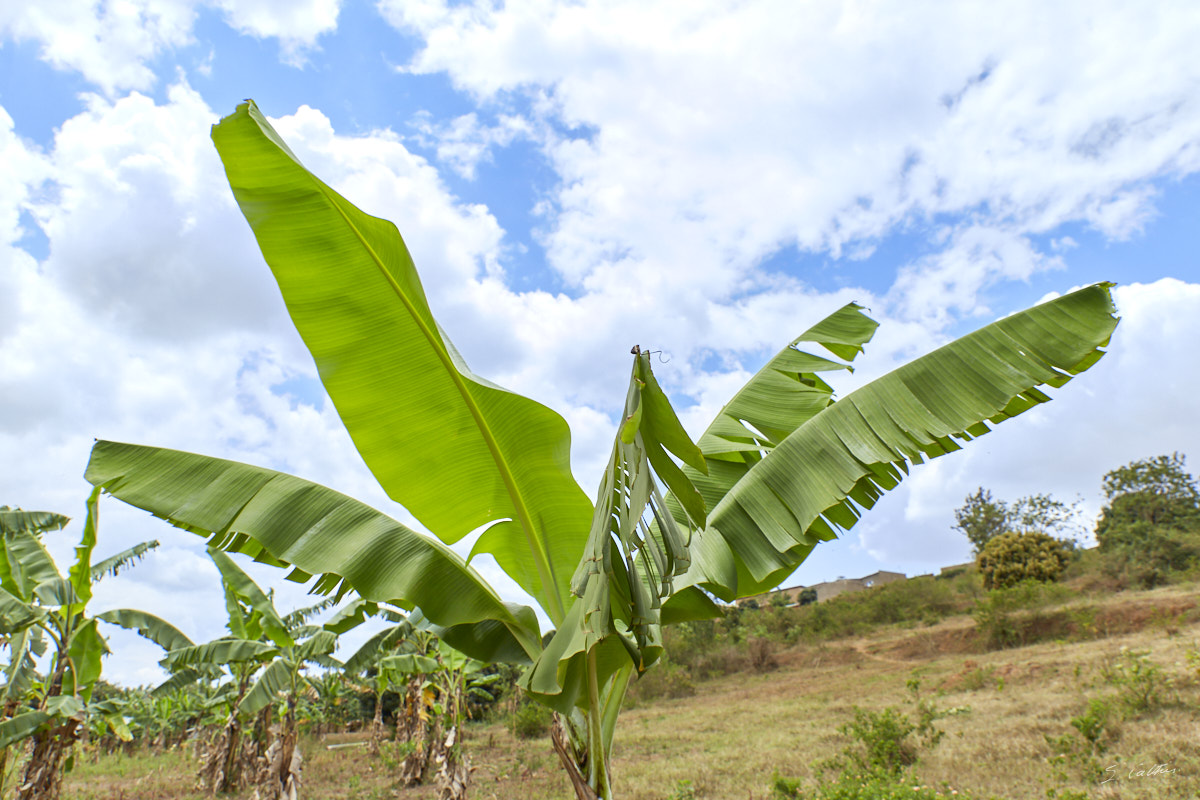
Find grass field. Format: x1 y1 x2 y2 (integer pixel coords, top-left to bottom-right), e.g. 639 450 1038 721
57 582 1200 800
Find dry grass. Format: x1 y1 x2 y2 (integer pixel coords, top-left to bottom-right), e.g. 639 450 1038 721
58 583 1200 800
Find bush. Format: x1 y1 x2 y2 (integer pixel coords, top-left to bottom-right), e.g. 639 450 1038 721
976 531 1070 589
828 680 951 778
1100 648 1172 715
626 658 695 703
508 699 552 739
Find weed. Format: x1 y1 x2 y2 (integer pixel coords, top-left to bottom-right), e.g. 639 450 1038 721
1100 648 1171 714
959 664 995 691
668 778 697 799
1069 697 1112 753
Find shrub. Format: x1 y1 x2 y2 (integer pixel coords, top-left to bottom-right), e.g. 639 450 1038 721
626 658 695 702
977 531 1070 590
1100 648 1172 715
748 637 778 673
508 699 552 739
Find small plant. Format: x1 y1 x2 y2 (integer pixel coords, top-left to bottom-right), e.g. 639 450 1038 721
1101 648 1171 714
1069 697 1112 753
960 664 995 691
826 678 959 779
668 778 697 799
838 706 919 775
508 698 553 739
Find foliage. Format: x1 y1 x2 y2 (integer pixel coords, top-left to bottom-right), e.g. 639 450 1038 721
1096 454 1200 588
0 492 159 800
1100 648 1172 715
952 488 1010 555
1099 452 1200 526
976 531 1071 590
85 99 1119 800
509 698 554 740
954 489 1081 554
827 680 952 779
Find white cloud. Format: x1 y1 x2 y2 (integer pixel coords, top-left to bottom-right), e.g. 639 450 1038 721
846 278 1200 574
380 0 1200 326
0 0 196 94
0 88 520 684
213 0 341 64
0 0 342 94
409 111 533 179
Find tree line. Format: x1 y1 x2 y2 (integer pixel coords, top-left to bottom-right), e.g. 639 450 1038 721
954 452 1200 590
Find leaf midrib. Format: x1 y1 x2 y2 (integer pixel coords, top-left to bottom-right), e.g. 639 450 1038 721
310 178 566 625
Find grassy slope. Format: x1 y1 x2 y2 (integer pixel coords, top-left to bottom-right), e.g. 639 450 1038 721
61 582 1200 800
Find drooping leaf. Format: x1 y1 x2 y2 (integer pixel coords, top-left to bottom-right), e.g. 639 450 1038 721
163 639 278 671
85 441 542 663
0 586 41 633
90 540 159 581
97 608 194 653
64 618 107 702
1 627 45 702
211 100 593 622
0 710 51 749
1 529 60 601
379 653 439 678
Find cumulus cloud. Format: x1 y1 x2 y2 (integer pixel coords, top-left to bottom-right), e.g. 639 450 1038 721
0 0 342 94
212 0 341 63
0 89 520 683
0 0 196 94
380 0 1200 327
409 110 534 179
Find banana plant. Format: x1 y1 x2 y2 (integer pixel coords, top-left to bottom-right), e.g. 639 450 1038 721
0 491 158 800
84 100 1119 799
164 549 338 797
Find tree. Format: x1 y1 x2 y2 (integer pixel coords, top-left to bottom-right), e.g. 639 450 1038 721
976 530 1071 589
1098 453 1200 531
84 100 1119 800
953 488 1009 554
954 489 1081 554
1095 453 1200 587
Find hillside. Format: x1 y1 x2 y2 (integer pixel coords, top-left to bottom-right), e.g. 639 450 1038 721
61 580 1200 800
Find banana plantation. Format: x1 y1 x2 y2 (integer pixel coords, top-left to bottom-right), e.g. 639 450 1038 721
1 100 1120 800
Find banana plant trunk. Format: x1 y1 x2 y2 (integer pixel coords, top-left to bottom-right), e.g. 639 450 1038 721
16 659 76 800
14 718 80 800
368 692 384 755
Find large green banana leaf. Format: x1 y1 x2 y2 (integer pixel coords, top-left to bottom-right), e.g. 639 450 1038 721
682 283 1119 600
84 442 541 664
211 100 592 623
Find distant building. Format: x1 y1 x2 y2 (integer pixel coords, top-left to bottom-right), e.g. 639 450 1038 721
738 569 907 607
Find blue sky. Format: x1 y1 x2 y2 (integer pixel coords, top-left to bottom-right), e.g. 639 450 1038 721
3 0 1199 685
